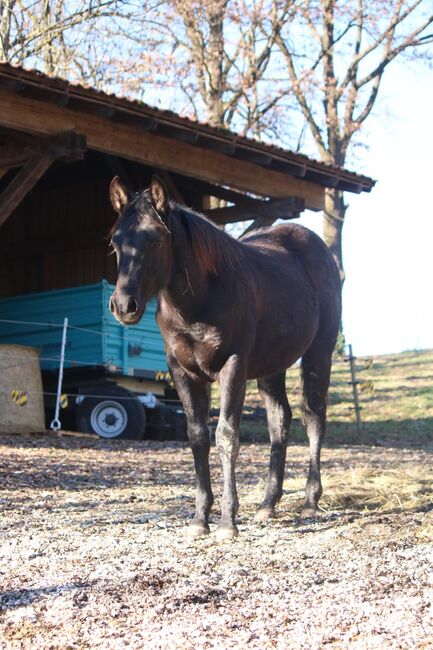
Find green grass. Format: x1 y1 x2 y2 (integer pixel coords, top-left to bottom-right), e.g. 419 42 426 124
211 349 433 448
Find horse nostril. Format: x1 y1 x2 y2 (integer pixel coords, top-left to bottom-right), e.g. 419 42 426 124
109 296 116 314
127 297 138 314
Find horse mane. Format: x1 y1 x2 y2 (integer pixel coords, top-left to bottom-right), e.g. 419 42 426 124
173 204 245 276
107 193 246 276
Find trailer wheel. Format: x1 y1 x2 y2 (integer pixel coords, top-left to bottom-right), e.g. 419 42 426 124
76 385 146 440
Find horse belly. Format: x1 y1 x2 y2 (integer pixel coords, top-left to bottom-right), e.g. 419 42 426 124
248 291 319 378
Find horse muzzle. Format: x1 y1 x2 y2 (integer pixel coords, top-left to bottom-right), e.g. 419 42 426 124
109 292 144 324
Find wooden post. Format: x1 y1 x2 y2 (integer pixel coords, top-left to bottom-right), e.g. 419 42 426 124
0 155 54 228
348 344 362 434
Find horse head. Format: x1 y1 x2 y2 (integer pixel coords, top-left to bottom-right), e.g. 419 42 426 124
108 175 172 325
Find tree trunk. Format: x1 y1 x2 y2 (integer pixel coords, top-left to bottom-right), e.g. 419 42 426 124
0 0 16 61
205 1 225 128
323 188 346 284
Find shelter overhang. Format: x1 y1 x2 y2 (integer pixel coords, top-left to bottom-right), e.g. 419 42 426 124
0 63 374 223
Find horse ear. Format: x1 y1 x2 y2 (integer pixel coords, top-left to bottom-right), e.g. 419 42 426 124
110 176 128 213
150 175 169 214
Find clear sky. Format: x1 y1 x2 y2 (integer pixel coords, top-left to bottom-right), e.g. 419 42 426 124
294 62 433 357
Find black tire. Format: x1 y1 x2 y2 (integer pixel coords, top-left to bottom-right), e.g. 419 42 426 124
76 384 146 440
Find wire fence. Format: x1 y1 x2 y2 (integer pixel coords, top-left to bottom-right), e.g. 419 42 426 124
0 315 376 433
235 349 382 431
330 356 381 421
0 315 179 432
0 318 156 345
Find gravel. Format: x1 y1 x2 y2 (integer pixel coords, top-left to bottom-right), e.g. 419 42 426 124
0 434 432 649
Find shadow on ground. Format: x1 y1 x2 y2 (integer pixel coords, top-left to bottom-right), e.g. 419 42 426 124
242 417 433 449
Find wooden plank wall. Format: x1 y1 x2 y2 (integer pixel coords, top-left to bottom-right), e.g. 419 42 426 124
0 172 117 298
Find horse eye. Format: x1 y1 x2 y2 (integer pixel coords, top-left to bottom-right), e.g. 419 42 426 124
153 241 163 249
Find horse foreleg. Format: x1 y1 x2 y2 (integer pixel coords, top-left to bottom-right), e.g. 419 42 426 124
215 354 246 541
168 356 213 537
255 373 292 522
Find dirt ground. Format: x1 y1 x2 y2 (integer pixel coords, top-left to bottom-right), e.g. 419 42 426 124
0 434 432 649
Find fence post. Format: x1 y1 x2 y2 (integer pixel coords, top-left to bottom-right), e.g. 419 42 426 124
50 317 68 431
348 343 362 434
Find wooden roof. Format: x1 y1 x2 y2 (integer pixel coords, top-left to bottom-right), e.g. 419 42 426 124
0 63 374 215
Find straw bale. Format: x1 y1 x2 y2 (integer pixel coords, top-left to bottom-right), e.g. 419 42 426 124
0 344 45 433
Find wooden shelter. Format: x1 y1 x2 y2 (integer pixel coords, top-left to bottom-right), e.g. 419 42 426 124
0 63 374 299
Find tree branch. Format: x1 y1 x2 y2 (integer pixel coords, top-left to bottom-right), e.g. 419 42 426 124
276 33 328 158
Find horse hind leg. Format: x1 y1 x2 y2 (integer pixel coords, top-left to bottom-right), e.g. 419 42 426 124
300 344 333 518
255 372 292 522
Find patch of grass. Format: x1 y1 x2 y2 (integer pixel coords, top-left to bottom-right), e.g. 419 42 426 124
212 349 433 448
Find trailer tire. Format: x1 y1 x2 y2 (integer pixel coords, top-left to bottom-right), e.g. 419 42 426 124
76 385 146 440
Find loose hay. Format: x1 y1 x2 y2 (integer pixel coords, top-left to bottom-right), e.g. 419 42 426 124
319 465 433 513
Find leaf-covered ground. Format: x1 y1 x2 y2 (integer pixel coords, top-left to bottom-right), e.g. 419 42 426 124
1 434 432 649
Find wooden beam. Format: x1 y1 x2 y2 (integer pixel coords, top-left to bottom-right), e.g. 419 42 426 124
340 181 362 194
159 170 186 205
0 89 325 210
200 138 236 156
0 156 53 227
180 177 259 207
241 216 279 236
44 131 87 161
204 197 305 226
158 124 200 144
270 159 307 178
242 198 306 235
232 148 273 167
0 144 34 168
0 130 86 165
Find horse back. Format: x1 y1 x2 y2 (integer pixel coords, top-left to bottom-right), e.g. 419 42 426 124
243 223 342 339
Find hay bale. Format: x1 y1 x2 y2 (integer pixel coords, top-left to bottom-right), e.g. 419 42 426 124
0 345 45 433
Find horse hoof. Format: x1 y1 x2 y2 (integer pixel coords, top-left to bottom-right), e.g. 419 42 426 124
215 525 239 541
300 507 317 519
186 523 210 538
254 507 276 523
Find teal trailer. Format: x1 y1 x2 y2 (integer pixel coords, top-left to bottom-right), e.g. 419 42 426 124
0 280 168 376
0 281 184 440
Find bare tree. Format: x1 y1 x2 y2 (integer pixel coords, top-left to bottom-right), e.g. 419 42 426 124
107 0 295 139
170 0 294 132
3 1 431 279
113 1 431 273
271 0 433 280
0 0 125 77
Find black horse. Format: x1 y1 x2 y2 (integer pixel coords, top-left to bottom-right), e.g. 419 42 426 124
109 176 341 540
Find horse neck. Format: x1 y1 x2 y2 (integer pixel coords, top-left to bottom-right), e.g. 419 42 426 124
161 206 210 318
